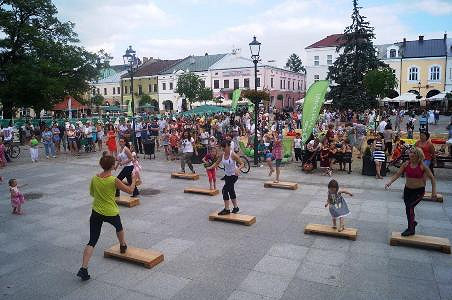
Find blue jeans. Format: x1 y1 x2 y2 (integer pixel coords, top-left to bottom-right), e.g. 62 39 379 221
44 142 55 157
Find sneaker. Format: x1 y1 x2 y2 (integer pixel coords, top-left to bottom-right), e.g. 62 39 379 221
46 156 49 159
120 244 127 254
401 228 415 237
52 156 56 158
77 267 91 281
232 207 239 214
218 209 230 215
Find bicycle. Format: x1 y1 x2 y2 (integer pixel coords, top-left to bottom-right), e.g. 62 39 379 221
218 154 251 174
6 142 21 159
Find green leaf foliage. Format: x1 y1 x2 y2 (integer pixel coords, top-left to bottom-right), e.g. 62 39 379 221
285 53 305 73
0 0 110 118
363 67 397 99
327 0 387 110
175 72 201 104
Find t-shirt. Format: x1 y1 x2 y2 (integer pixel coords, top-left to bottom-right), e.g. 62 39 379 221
2 126 13 141
135 123 142 138
377 121 387 133
181 138 194 153
293 138 302 149
42 130 53 144
30 138 39 147
90 175 119 216
149 124 159 136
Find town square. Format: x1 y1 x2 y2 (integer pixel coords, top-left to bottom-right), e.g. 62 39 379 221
1 0 452 299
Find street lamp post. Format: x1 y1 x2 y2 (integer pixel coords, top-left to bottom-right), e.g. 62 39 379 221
123 46 138 146
249 36 261 167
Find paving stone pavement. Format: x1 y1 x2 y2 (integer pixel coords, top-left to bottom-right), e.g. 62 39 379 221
1 151 452 300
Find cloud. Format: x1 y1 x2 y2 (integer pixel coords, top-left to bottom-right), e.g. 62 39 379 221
55 0 451 66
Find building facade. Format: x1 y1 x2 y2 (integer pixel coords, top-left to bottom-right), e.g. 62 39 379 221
90 65 128 105
209 51 305 109
158 54 226 111
398 36 447 98
304 34 344 90
121 59 180 110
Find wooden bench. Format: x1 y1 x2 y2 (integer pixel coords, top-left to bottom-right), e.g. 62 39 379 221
264 181 298 190
304 223 358 240
390 232 451 254
104 244 164 268
208 212 256 226
171 172 199 180
423 192 444 203
184 187 219 196
116 196 140 207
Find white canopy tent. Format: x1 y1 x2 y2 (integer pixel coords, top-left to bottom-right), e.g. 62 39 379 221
390 92 419 104
426 92 446 101
295 98 304 104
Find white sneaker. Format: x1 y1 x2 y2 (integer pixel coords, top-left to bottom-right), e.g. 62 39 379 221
52 156 56 158
46 156 49 159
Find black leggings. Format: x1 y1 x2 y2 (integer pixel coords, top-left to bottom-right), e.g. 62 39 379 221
222 175 238 201
115 165 139 197
294 148 302 161
403 186 425 230
87 210 123 247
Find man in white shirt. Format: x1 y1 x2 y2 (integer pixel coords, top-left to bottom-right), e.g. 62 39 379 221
135 120 143 154
377 118 387 133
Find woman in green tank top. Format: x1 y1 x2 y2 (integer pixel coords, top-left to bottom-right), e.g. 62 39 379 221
77 153 138 281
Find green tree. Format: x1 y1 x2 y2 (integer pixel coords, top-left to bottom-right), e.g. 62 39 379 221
0 0 109 118
197 87 213 103
327 0 386 109
139 94 151 106
91 94 104 106
286 53 305 73
363 67 397 100
175 72 200 109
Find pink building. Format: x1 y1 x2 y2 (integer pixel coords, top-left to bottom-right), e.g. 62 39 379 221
209 51 306 110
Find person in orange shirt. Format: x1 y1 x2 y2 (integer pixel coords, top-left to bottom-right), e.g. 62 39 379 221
169 129 180 160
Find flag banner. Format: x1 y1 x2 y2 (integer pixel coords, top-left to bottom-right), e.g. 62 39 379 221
301 80 329 144
231 89 241 112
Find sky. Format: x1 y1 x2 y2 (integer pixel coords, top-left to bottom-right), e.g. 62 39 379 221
53 0 452 66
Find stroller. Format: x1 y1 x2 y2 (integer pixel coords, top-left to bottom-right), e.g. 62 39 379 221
388 141 410 169
81 136 94 153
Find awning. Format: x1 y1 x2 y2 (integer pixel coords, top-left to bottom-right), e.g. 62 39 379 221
53 96 87 110
391 92 419 103
427 92 447 101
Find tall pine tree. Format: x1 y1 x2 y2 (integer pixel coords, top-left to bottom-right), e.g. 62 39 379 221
327 0 386 109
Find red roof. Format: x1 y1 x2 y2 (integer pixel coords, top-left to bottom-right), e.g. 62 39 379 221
53 96 87 110
305 34 345 49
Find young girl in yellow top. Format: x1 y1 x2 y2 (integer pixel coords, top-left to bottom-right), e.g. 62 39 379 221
77 153 138 281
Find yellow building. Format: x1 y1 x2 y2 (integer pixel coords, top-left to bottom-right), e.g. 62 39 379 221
399 35 447 98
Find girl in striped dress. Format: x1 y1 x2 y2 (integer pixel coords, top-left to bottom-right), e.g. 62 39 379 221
372 133 386 179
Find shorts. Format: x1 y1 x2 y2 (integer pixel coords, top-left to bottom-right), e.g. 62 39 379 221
275 159 282 167
265 153 273 160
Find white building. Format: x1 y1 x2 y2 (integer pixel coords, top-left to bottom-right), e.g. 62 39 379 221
446 37 452 93
304 34 344 90
376 43 402 96
209 51 305 109
91 66 128 105
157 54 226 111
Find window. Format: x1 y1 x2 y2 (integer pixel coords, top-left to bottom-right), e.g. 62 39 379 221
297 81 300 90
283 80 286 89
170 82 173 90
104 88 107 95
389 49 397 58
149 84 152 93
288 80 291 90
124 86 128 94
429 66 440 81
214 80 219 89
112 87 116 94
162 83 166 90
314 55 319 66
280 80 282 89
97 88 100 94
224 80 229 89
244 78 250 88
256 78 261 87
270 78 274 88
117 87 120 94
92 89 96 95
138 85 142 95
408 66 419 81
327 55 333 65
314 75 320 82
234 79 239 89
200 80 205 88
293 81 295 90
154 84 158 92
